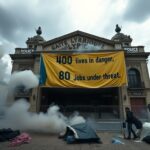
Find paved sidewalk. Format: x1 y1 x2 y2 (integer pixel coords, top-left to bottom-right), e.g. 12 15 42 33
0 132 149 150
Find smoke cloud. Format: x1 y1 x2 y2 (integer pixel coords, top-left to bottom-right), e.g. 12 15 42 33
69 111 86 126
0 100 67 133
6 70 39 102
8 70 39 91
0 98 86 133
0 68 86 133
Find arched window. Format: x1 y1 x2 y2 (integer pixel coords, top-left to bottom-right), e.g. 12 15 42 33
128 68 141 88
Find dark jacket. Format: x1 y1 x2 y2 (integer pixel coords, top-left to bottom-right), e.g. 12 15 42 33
126 110 134 123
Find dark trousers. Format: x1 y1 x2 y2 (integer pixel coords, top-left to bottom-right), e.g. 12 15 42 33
127 123 137 138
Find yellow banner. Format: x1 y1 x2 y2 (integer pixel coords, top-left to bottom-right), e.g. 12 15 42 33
41 51 127 88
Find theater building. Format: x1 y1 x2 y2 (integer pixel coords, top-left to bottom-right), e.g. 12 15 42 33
10 26 150 120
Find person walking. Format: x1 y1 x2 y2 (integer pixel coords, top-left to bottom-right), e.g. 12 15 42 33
125 107 138 139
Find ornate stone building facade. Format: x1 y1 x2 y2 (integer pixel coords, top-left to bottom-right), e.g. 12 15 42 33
10 26 150 120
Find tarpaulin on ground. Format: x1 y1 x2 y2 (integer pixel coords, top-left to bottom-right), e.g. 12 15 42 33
0 129 20 142
39 51 127 88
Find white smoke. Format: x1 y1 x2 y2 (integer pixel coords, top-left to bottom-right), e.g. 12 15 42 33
0 67 86 134
0 100 67 133
69 111 85 126
0 98 86 133
8 70 39 91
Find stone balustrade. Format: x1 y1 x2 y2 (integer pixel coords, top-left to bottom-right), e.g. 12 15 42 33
124 46 144 53
15 48 35 54
15 46 145 54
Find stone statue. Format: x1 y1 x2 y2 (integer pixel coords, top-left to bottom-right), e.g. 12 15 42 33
115 24 121 33
36 26 42 35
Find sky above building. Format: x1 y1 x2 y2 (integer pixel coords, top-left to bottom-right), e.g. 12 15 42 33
0 0 150 75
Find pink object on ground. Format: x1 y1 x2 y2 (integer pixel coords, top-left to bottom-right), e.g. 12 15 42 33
9 133 31 147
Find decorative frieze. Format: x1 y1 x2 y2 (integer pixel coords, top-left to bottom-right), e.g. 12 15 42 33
50 36 105 50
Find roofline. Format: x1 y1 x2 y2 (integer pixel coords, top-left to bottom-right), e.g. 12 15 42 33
10 51 150 60
43 30 115 47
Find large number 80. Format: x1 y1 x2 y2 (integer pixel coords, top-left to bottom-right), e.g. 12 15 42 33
59 71 70 80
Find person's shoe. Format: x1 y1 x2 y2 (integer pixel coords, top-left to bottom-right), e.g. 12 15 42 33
126 137 131 140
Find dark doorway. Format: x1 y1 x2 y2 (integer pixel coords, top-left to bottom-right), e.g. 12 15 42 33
40 87 119 119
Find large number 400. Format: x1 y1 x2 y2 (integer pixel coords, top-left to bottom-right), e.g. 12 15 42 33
56 56 72 64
